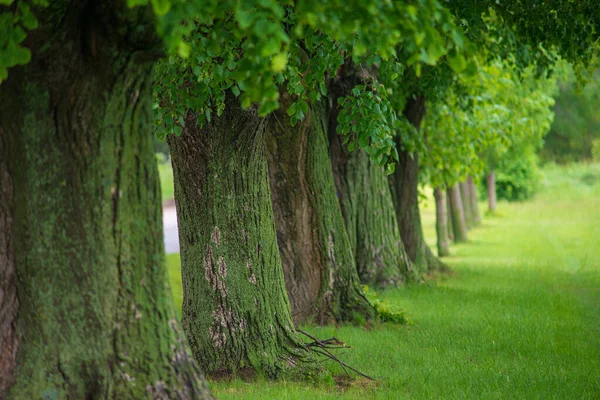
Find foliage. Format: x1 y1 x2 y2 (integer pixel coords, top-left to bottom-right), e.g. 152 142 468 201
488 151 541 202
419 57 557 192
541 66 600 163
362 285 411 324
0 0 47 82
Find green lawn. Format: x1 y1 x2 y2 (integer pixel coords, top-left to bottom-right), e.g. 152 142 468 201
158 160 175 202
167 163 600 399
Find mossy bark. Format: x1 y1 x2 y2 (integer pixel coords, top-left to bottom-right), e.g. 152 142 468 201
467 176 481 226
460 181 474 230
447 184 468 243
388 97 446 275
434 187 451 257
487 172 497 212
0 3 211 399
266 95 375 325
167 92 313 376
327 66 412 287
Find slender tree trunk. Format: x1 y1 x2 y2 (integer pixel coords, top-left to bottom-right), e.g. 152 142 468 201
0 4 211 398
460 181 474 229
266 95 375 324
434 187 450 257
467 176 481 226
388 96 446 275
487 171 497 212
446 190 454 241
327 64 412 287
168 92 313 376
447 184 468 243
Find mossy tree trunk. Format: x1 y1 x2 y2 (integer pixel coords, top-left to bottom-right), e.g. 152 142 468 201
487 171 497 212
0 3 211 398
447 184 468 243
467 176 481 226
460 181 474 229
327 66 412 287
434 187 451 257
167 92 313 376
266 94 375 325
388 96 446 275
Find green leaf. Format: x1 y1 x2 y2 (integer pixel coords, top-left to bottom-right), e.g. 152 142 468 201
151 0 171 16
177 42 191 58
287 102 297 116
271 54 287 72
447 52 467 74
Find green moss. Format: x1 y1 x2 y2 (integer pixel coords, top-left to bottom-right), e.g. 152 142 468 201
3 52 210 399
266 97 375 325
168 93 315 377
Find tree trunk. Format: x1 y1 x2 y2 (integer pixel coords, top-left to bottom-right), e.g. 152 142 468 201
167 92 313 376
327 65 412 287
447 184 468 243
467 176 481 226
487 171 497 212
434 187 451 257
446 190 454 241
388 96 446 275
460 181 474 229
266 95 375 325
0 4 211 398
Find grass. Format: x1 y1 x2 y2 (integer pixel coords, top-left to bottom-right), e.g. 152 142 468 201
158 159 175 202
166 163 600 399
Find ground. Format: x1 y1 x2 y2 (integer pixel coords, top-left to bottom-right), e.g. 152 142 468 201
166 162 600 399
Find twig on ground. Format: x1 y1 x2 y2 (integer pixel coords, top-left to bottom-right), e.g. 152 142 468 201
296 329 376 381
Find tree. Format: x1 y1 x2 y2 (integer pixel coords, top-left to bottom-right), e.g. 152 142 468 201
0 1 211 398
328 63 412 287
447 184 469 243
433 187 451 257
267 94 375 323
167 92 316 375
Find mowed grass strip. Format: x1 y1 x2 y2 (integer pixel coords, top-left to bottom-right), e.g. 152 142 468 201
166 163 600 399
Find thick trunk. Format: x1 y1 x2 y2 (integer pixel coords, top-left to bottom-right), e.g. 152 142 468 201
0 4 210 398
460 181 474 229
434 187 451 257
447 184 468 243
467 176 481 226
330 149 411 286
168 92 313 375
446 190 454 241
388 96 446 275
266 96 375 324
487 171 497 212
327 65 412 287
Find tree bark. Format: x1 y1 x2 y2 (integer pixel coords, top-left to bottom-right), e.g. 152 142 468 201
487 171 497 212
460 181 474 229
388 96 446 275
168 92 313 376
446 190 454 241
467 176 481 226
434 187 451 257
266 95 375 325
447 184 469 243
0 3 211 398
327 64 412 287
